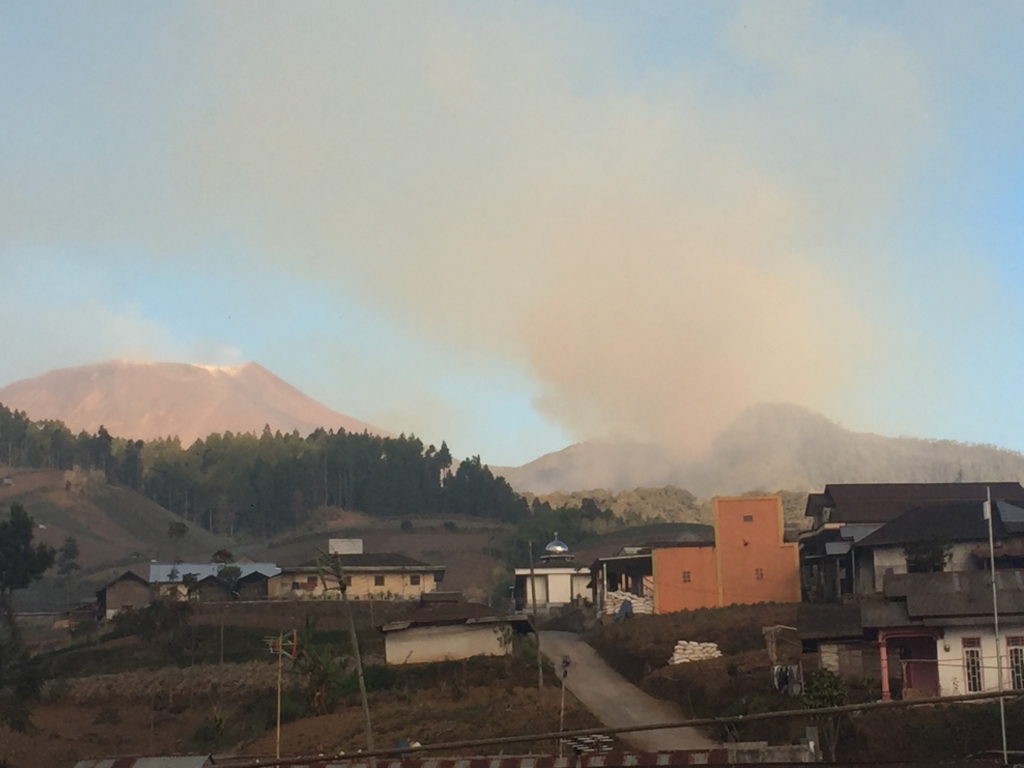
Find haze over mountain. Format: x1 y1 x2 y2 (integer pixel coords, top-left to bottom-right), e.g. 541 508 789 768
496 403 1024 496
0 360 386 444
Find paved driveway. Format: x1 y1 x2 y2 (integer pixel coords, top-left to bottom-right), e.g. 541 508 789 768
539 631 717 752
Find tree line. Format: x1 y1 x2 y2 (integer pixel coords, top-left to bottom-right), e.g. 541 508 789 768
0 402 528 538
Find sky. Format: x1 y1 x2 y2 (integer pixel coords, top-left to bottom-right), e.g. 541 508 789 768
3 2 1024 466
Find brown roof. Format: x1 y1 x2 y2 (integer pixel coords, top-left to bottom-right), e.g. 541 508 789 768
883 570 1024 620
805 482 1024 524
288 553 445 571
382 601 534 632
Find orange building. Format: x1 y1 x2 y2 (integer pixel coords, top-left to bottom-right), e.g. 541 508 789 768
595 495 800 615
713 495 800 607
652 544 718 613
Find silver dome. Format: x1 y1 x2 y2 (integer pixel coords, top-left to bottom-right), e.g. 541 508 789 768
545 535 569 555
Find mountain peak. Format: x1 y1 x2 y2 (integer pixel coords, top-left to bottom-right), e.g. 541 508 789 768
0 359 386 444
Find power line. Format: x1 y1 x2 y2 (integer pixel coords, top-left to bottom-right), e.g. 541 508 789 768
220 688 1022 768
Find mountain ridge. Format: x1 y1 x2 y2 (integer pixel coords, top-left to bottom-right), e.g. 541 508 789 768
0 359 386 445
496 403 1024 496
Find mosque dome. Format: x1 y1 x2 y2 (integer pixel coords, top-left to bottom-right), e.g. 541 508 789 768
545 534 569 555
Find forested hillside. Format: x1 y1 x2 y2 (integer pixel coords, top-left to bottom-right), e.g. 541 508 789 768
0 402 527 538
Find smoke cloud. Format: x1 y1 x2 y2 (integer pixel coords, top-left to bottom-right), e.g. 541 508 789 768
3 3 989 456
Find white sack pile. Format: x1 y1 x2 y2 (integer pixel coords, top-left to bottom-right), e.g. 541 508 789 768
668 640 723 665
603 590 654 615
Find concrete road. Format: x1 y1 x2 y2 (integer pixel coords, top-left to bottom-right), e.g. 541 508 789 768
539 630 717 752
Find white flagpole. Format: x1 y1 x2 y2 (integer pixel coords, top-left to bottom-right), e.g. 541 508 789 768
984 487 1008 765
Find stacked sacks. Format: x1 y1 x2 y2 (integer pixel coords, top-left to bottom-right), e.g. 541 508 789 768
603 590 654 615
668 640 723 665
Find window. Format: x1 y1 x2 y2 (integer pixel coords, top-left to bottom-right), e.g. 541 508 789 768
374 575 385 587
306 577 318 586
963 638 984 693
410 574 421 586
682 571 691 583
755 568 764 581
1009 637 1024 690
743 515 754 522
291 581 300 591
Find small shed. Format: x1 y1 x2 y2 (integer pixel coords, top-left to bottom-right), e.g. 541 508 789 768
97 570 151 620
382 600 533 665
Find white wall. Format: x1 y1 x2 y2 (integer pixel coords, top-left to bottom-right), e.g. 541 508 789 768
936 626 1021 696
548 573 573 604
524 575 548 605
385 623 511 665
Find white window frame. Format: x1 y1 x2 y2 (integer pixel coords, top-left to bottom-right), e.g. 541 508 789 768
963 638 984 693
1008 637 1024 691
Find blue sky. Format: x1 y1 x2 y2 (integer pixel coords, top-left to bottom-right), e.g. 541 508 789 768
3 2 1024 465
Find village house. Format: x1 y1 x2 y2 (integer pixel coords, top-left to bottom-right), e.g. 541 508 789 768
381 593 534 665
96 570 150 619
800 482 1024 603
513 536 592 613
591 495 801 615
149 562 280 601
801 569 1024 700
268 552 445 600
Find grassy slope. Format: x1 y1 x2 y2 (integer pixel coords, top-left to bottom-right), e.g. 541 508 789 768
1 469 227 569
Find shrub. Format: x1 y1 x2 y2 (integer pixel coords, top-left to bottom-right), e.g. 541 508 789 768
363 664 395 692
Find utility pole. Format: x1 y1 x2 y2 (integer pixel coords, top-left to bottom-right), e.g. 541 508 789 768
318 550 375 751
529 540 542 690
558 655 571 757
276 631 283 761
984 488 1008 765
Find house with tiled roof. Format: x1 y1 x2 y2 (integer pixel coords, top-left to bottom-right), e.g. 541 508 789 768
268 549 446 601
381 592 533 664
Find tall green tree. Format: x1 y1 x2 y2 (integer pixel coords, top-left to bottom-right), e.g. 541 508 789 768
0 503 56 731
0 503 56 623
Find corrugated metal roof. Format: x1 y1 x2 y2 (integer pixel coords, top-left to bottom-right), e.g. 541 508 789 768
232 749 812 768
74 757 212 768
149 563 280 583
857 501 1006 548
825 541 852 556
884 570 1024 620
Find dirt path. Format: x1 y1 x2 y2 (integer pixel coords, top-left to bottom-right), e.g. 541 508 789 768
539 631 716 752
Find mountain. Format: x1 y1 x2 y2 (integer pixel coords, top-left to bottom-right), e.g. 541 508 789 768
497 403 1024 496
0 360 386 444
